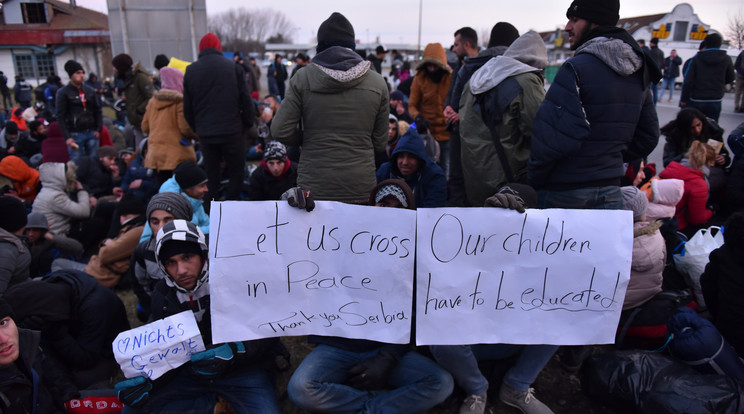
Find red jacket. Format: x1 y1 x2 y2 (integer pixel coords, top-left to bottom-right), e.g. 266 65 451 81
658 161 712 229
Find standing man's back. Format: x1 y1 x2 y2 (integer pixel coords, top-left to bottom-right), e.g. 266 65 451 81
183 33 254 204
529 0 659 209
680 32 736 122
271 12 388 204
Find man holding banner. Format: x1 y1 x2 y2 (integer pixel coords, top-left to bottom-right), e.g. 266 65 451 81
115 220 280 413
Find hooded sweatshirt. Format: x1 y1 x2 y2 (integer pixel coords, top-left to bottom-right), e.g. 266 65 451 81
271 46 388 203
32 162 90 236
681 48 736 102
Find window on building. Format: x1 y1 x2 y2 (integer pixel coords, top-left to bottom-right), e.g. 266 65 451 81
21 3 47 24
13 54 56 80
673 21 688 42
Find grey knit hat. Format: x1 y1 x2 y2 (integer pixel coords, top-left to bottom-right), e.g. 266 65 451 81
622 186 649 222
146 192 193 222
26 212 49 230
264 141 288 161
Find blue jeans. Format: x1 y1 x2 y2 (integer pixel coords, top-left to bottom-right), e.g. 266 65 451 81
430 344 558 394
537 186 623 210
68 131 99 161
651 82 659 106
122 367 280 414
687 100 722 123
660 77 676 100
288 344 454 413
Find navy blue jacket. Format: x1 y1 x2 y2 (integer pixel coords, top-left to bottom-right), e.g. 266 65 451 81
376 129 446 207
529 32 659 190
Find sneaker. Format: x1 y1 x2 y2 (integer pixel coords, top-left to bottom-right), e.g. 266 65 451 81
668 98 673 102
459 393 487 414
499 384 553 414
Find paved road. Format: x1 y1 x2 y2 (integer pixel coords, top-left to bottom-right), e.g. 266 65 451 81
649 91 744 171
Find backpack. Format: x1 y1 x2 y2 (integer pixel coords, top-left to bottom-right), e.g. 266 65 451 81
615 290 696 350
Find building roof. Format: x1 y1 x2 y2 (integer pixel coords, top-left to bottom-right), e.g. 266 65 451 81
617 13 667 35
0 0 109 45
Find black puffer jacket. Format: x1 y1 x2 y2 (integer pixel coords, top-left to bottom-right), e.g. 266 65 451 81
183 48 254 142
702 243 744 356
55 83 102 138
681 49 735 102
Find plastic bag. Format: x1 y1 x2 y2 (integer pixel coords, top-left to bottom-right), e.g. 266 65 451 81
583 351 744 413
673 226 723 307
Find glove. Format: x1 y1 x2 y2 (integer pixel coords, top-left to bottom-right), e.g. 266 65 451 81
346 349 399 390
115 376 152 408
281 187 315 212
190 342 244 377
484 193 526 213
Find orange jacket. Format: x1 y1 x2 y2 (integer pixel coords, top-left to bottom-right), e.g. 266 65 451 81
0 155 39 200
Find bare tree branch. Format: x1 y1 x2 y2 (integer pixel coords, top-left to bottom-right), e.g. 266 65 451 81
727 10 744 50
207 7 297 52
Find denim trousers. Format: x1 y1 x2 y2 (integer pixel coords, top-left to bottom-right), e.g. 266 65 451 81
68 131 99 161
122 367 280 414
287 344 454 414
660 77 676 100
537 185 623 210
687 100 722 123
429 344 558 395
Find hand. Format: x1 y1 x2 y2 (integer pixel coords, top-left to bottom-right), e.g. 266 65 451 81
281 187 315 212
715 155 726 165
260 108 273 123
190 342 244 377
66 138 79 149
346 351 398 390
129 179 142 189
443 106 458 124
116 376 153 408
484 193 526 213
113 187 124 197
93 131 100 138
44 231 54 241
7 146 15 154
75 181 83 190
89 196 98 209
111 165 120 178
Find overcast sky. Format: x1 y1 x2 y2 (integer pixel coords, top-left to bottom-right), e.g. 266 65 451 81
77 0 740 47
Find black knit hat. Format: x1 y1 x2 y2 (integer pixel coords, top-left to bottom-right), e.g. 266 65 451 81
118 194 146 217
566 0 620 26
64 60 84 77
488 22 520 48
112 53 134 76
317 12 356 53
174 162 207 190
4 121 18 136
0 196 27 233
154 54 170 70
158 240 203 262
0 297 15 321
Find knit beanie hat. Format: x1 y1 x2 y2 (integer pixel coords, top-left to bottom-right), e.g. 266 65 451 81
264 141 288 161
174 161 207 190
159 67 184 94
112 54 134 76
199 33 222 52
158 240 203 263
26 212 48 230
146 192 193 222
118 193 146 217
622 186 649 222
98 146 118 159
154 54 170 70
390 90 405 102
316 12 356 53
488 22 520 48
4 121 18 136
702 33 723 49
375 184 409 208
0 196 27 233
566 0 620 26
0 297 15 321
64 60 84 77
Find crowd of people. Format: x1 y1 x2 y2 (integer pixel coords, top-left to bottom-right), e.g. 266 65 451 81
1 0 744 412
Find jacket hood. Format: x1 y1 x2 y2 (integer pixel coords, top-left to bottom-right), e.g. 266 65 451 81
155 219 209 295
576 36 643 76
160 176 204 211
309 46 372 91
0 227 25 252
416 43 452 73
660 161 705 181
633 220 662 238
470 31 547 94
39 161 77 192
651 178 684 206
695 49 732 66
0 155 38 183
44 269 98 304
152 89 183 109
392 128 431 162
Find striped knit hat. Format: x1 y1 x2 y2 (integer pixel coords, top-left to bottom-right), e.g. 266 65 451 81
155 219 208 293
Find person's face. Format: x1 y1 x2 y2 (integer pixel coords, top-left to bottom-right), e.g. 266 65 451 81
566 17 592 50
396 152 420 177
426 63 438 73
100 156 117 171
24 228 44 244
0 317 20 366
149 209 176 236
265 97 279 112
376 195 403 208
690 117 704 137
163 252 202 290
390 98 402 108
389 121 397 140
671 50 677 57
453 34 467 59
276 56 283 63
71 70 85 85
34 124 47 136
120 153 134 164
184 182 208 200
266 159 286 177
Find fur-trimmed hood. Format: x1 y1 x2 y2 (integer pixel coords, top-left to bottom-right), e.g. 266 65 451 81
151 88 183 110
310 46 372 88
634 220 662 237
416 43 452 73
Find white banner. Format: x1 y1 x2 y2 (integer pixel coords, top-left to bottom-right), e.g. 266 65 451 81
113 311 206 379
415 208 633 346
209 201 416 344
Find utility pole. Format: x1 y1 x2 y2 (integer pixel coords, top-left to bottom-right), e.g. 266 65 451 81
417 0 423 59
